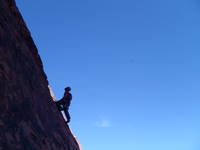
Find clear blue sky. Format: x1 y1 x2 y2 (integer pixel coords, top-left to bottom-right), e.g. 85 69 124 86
16 0 200 150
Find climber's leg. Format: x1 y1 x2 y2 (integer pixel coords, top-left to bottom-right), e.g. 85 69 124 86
64 108 71 123
55 102 63 111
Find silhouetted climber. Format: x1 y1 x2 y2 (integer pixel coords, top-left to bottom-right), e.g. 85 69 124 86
56 87 72 123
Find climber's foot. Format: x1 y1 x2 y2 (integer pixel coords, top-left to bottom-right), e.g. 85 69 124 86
66 120 70 124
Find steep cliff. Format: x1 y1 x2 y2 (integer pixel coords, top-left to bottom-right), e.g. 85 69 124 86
0 0 80 150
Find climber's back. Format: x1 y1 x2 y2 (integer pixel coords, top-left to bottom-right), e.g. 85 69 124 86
62 89 72 108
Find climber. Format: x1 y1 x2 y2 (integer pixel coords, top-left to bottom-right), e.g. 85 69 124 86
56 87 72 123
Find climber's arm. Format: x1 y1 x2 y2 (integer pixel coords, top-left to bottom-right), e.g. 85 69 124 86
56 98 64 105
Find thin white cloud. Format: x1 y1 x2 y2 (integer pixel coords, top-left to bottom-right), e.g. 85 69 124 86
95 118 111 128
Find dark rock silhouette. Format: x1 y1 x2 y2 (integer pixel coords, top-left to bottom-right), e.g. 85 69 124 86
0 0 81 150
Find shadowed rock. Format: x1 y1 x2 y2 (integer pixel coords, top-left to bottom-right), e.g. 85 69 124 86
0 0 80 150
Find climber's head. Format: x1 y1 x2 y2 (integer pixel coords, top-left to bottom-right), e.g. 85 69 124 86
65 87 71 92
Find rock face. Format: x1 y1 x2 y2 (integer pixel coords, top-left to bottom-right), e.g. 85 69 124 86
0 0 80 150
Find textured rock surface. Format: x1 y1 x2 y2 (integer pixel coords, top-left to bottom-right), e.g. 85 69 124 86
0 0 80 150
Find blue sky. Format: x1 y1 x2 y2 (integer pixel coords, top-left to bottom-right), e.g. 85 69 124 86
16 0 200 150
